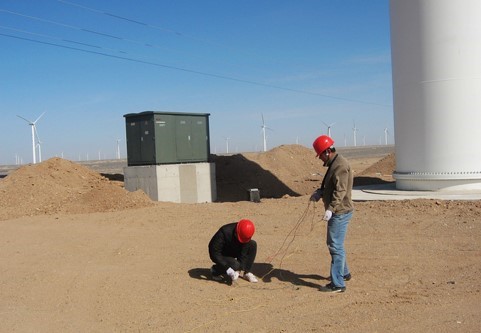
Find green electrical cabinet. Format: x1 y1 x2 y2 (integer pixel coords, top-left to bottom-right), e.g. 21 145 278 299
124 111 211 166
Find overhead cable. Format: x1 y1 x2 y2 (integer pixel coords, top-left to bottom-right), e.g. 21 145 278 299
56 0 271 60
0 31 391 107
0 25 127 53
0 9 165 49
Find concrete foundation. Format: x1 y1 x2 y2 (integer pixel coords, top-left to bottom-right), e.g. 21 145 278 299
124 162 216 203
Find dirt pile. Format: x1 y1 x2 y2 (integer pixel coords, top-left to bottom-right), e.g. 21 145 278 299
214 145 324 201
353 152 395 186
358 152 395 176
0 146 396 219
0 157 153 220
214 145 395 201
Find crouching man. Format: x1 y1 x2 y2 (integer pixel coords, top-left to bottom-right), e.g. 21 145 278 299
208 219 258 283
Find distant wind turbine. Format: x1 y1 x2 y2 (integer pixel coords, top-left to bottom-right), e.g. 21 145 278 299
384 128 389 145
260 114 273 152
116 139 121 159
17 112 45 164
224 137 230 154
322 121 336 137
352 121 359 147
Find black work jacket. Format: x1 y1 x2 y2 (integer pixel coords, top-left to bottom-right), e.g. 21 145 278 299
208 222 251 271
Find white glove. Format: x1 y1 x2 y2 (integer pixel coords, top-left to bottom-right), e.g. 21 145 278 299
323 210 333 221
244 272 258 283
226 267 239 281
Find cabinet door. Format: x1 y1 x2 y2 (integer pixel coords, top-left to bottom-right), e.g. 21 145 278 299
140 117 155 164
125 117 142 165
154 114 176 164
175 116 193 161
190 117 208 161
175 116 209 162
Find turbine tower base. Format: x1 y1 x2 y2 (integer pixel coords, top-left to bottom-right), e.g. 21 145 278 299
393 172 481 191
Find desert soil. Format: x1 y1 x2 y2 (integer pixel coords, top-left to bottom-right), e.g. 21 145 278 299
0 145 480 332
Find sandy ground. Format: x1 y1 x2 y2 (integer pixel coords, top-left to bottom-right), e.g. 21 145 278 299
0 145 480 332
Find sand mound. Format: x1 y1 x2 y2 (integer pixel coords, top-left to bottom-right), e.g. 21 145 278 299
0 146 396 218
0 158 153 220
214 144 325 201
214 144 395 201
359 152 395 176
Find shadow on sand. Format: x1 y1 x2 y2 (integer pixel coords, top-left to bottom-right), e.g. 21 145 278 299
213 154 299 202
188 263 328 289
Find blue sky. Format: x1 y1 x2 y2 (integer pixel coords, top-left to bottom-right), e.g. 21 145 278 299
0 0 393 165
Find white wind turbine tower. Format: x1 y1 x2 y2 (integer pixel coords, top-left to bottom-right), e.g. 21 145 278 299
34 127 43 163
224 137 230 154
352 122 359 147
116 139 121 159
322 121 336 137
17 112 45 164
260 114 273 152
384 127 389 145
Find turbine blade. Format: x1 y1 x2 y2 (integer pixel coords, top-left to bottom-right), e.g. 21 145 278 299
34 112 46 124
17 115 33 124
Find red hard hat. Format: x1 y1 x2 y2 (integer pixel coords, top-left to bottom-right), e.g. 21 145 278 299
236 219 255 243
313 135 334 156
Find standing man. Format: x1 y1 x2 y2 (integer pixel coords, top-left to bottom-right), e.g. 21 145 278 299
208 219 259 283
310 135 354 293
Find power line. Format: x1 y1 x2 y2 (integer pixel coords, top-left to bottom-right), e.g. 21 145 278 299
0 31 391 107
56 1 230 44
55 0 279 62
0 7 238 63
57 0 158 29
0 25 127 53
0 9 169 50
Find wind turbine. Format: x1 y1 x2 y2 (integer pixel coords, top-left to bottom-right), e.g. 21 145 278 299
17 112 45 164
224 137 230 154
352 121 358 147
260 114 273 152
322 121 336 137
116 139 121 159
384 127 389 145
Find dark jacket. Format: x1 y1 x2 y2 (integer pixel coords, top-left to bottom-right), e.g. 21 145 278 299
208 222 252 271
321 153 354 214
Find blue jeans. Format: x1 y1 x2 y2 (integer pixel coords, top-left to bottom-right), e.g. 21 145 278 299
327 211 353 288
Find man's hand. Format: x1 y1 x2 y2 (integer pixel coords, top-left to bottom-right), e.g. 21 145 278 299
226 267 239 281
323 210 333 221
